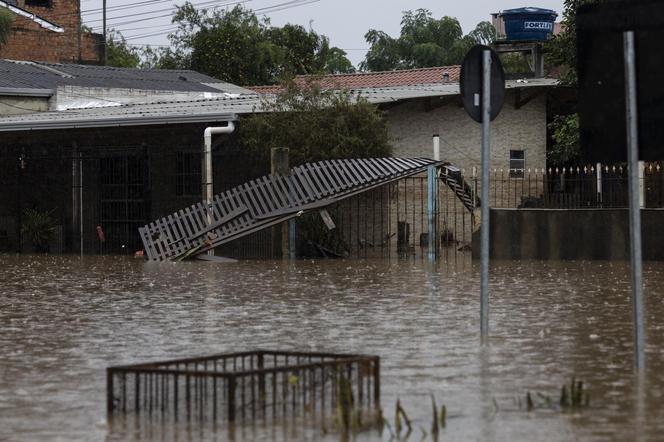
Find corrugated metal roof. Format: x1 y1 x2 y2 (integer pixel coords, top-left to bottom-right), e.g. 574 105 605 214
0 78 558 132
0 60 244 93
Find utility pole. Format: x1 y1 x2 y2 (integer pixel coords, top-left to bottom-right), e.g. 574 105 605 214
103 0 107 65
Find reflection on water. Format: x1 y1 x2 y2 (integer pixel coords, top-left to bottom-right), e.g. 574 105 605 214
1 254 663 441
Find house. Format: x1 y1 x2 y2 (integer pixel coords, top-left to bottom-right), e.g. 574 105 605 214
250 66 560 176
0 60 261 254
0 62 562 256
0 0 102 63
0 59 255 116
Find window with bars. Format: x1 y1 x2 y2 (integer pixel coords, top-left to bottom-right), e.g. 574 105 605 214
175 152 201 197
509 150 525 178
25 0 51 7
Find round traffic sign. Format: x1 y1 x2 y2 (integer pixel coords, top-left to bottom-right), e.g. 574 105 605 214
460 45 506 122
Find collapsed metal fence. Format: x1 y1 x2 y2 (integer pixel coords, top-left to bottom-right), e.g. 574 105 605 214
107 351 380 425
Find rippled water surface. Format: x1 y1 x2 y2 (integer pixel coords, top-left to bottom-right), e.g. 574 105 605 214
1 254 664 441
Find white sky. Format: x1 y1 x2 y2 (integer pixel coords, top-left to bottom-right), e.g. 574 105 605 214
82 0 564 67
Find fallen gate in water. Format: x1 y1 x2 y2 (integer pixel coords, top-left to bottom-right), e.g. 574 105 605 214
139 157 477 261
107 350 380 423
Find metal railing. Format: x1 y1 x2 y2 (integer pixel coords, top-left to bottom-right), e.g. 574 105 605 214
107 350 380 424
485 163 664 209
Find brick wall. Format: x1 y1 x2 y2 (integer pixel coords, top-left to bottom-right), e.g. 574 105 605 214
385 90 548 174
0 0 102 63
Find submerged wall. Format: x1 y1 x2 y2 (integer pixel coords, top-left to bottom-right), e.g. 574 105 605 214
473 208 664 260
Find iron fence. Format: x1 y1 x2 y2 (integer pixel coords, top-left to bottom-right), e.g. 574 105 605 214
107 350 380 425
486 163 664 209
297 162 664 259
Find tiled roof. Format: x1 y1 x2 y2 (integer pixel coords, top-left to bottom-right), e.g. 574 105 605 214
249 66 461 94
0 59 252 94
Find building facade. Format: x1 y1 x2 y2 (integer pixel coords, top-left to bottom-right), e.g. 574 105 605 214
0 0 102 63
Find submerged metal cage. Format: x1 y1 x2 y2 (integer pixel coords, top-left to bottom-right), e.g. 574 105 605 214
107 350 380 424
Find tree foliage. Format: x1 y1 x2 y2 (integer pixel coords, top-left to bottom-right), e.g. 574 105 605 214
360 9 495 71
105 30 141 68
0 8 13 48
549 114 581 165
546 0 601 166
238 81 392 167
547 0 600 87
161 4 354 85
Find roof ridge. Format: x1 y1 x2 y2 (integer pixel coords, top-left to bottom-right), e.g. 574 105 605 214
58 93 261 111
37 62 207 75
293 65 460 80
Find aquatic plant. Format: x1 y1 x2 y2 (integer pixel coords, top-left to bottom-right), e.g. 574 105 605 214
395 398 412 438
560 377 590 409
21 208 56 253
511 377 590 413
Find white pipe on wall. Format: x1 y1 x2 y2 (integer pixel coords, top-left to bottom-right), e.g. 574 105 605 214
203 122 236 255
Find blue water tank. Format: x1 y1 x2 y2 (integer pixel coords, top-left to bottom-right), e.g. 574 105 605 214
500 7 558 41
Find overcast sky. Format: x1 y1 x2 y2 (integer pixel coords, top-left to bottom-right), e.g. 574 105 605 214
83 0 564 67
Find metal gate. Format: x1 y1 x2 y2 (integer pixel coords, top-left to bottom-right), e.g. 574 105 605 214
98 153 149 254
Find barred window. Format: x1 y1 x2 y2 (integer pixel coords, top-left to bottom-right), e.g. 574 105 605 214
176 152 201 197
25 0 51 7
509 150 525 178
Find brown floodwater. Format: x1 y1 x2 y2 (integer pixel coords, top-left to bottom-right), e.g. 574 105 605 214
1 254 663 441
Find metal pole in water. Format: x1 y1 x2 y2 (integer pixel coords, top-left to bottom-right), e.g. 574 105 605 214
427 165 438 261
624 30 645 370
79 153 83 257
480 49 491 342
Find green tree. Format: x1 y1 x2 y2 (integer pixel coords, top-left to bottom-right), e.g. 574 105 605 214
361 9 493 71
165 4 354 85
549 114 581 164
105 30 140 68
468 21 496 46
547 0 599 87
0 8 14 48
238 81 392 167
324 47 355 74
546 0 601 166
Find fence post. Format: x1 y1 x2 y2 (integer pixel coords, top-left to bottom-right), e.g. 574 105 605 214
372 357 380 408
596 162 603 206
106 368 115 414
639 161 645 208
427 166 439 261
271 148 291 259
227 375 237 421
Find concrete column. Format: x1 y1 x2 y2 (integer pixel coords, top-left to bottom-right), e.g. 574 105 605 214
271 148 290 258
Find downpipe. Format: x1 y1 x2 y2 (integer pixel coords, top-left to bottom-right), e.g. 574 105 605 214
203 122 236 255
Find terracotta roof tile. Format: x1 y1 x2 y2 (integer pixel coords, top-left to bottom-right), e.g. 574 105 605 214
248 66 461 94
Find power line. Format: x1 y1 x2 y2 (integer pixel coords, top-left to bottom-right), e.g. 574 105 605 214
44 0 250 24
121 0 320 41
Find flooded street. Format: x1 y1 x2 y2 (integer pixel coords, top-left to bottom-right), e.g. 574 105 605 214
1 254 663 441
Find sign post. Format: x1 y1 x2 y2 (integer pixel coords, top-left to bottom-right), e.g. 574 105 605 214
479 50 491 342
460 45 505 343
623 30 645 370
